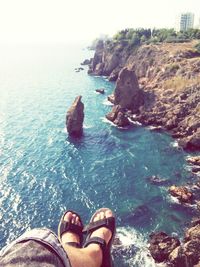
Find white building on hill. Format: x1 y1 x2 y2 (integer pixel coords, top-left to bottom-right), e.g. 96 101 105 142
176 13 195 31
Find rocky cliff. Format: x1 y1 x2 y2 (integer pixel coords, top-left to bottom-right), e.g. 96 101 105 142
149 218 200 267
88 40 200 150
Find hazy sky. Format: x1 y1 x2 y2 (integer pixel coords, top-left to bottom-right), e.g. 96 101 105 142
0 0 200 44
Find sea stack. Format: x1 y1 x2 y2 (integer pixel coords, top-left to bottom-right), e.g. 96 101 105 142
66 96 84 137
113 67 144 111
106 67 144 127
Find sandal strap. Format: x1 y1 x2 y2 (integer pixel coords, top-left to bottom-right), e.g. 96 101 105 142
84 237 106 250
83 217 115 234
60 221 83 238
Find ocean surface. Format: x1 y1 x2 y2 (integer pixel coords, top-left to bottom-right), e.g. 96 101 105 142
0 43 198 266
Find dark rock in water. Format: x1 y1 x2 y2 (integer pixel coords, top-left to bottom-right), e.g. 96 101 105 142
149 218 200 266
66 96 84 137
75 67 84 72
95 88 105 94
114 67 144 111
192 166 200 173
149 232 180 263
147 175 171 186
179 129 200 151
169 220 200 267
106 105 123 122
187 156 200 166
113 112 130 127
81 59 91 65
169 185 193 203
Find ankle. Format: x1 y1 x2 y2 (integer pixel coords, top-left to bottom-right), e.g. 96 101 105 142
84 243 102 258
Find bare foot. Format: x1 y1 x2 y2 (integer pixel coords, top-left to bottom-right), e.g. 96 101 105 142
61 211 82 246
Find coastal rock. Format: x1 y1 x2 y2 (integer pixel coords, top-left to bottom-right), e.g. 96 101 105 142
108 67 120 81
179 129 200 151
75 67 84 72
149 232 180 262
106 105 130 127
149 219 200 266
66 96 84 137
95 88 105 94
192 167 200 173
113 112 130 127
107 94 115 104
187 156 200 166
169 185 193 203
88 40 104 75
114 67 144 111
106 105 122 122
81 59 91 65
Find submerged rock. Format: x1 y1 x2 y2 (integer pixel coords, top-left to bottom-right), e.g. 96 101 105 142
169 185 193 203
147 175 171 186
66 96 84 137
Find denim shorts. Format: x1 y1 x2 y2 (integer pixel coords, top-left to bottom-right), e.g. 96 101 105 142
0 228 72 267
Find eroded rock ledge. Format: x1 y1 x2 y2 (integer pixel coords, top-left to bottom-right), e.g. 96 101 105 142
88 40 200 150
149 218 200 267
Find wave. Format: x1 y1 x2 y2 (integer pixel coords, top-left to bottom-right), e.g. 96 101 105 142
83 124 93 129
170 140 179 148
128 118 142 126
114 227 164 267
102 99 114 106
101 117 129 130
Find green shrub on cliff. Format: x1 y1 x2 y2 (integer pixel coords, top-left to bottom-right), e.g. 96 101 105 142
112 28 200 47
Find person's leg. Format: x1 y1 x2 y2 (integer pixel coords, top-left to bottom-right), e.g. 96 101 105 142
60 210 113 267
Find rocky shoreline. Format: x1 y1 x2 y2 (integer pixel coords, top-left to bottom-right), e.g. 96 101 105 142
86 40 200 151
83 39 200 266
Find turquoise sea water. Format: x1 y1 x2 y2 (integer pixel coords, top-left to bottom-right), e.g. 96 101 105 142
0 44 198 266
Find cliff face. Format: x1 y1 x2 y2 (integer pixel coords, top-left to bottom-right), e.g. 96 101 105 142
88 40 200 150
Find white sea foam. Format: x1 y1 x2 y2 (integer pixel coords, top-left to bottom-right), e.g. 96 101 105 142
101 117 129 129
102 99 113 106
167 195 196 209
83 124 93 129
116 227 165 267
170 140 179 148
128 117 142 126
